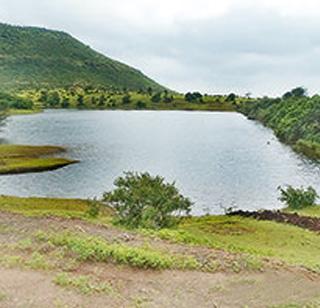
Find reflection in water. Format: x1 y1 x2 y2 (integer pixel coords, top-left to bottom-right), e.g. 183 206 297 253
1 110 319 215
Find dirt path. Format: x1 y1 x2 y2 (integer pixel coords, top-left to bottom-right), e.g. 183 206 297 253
0 212 320 307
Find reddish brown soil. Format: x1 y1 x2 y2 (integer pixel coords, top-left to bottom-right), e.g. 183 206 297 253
229 210 320 232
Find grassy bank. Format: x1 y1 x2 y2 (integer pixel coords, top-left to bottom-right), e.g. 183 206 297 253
285 206 320 218
8 108 42 116
0 195 111 219
239 92 320 160
1 196 320 307
0 144 77 174
21 88 238 112
1 196 320 272
144 215 320 271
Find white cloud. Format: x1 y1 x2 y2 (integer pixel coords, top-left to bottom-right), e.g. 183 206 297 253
262 0 320 16
1 0 320 95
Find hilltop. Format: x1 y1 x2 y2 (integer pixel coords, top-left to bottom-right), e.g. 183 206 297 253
0 23 164 91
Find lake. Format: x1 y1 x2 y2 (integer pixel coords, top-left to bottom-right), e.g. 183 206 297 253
1 110 319 215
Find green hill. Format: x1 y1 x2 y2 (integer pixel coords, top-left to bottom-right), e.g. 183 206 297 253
0 23 165 91
239 89 320 159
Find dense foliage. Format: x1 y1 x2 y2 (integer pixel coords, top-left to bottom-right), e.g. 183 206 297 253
0 23 164 91
240 88 320 159
103 172 192 229
0 92 33 110
20 86 237 111
279 186 318 210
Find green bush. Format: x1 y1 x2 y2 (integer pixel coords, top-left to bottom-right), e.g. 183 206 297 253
36 231 199 270
86 199 100 218
278 185 318 209
103 172 192 229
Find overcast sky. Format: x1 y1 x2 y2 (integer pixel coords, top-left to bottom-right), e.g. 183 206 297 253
1 0 320 96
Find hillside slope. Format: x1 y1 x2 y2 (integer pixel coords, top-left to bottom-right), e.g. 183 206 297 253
0 23 164 91
240 91 320 159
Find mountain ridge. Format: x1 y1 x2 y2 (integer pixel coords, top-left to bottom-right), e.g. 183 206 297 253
0 23 165 91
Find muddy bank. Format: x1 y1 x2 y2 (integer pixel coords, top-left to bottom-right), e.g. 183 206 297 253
229 210 320 232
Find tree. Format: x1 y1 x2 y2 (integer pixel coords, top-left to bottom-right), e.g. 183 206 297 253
162 90 173 103
283 87 307 100
98 95 106 107
185 92 203 103
39 90 48 103
282 91 293 100
0 101 7 129
185 92 194 102
103 172 192 229
291 87 307 97
245 92 252 99
122 94 131 105
278 186 318 210
151 92 162 103
76 94 85 109
226 93 236 102
163 95 173 103
135 100 146 109
47 91 60 107
61 98 70 108
147 87 153 96
91 96 97 105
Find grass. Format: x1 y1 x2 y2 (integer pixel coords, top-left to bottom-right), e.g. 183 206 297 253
141 215 320 272
0 195 112 220
25 252 50 270
270 298 320 308
8 108 41 116
0 157 76 174
35 231 200 270
0 144 66 158
53 273 115 295
0 144 77 174
0 292 7 302
284 205 320 218
0 254 24 268
0 23 164 92
1 196 320 272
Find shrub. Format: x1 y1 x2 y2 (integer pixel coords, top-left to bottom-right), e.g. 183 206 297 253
122 94 131 104
36 231 199 270
103 172 192 229
135 100 146 109
86 198 100 218
278 185 318 210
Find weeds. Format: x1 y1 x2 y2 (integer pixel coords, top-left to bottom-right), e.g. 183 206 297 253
54 273 114 295
35 231 199 270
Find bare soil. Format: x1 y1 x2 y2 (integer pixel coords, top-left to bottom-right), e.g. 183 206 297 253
0 212 320 308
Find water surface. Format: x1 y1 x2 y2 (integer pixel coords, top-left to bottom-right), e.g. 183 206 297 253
1 110 319 215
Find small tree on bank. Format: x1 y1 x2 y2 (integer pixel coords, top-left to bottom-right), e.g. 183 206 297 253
278 185 318 210
103 172 192 229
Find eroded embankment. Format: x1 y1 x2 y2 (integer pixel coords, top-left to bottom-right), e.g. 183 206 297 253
229 210 320 232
